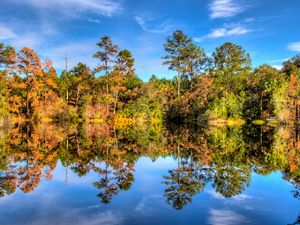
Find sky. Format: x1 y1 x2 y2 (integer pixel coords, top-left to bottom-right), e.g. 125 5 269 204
0 0 300 81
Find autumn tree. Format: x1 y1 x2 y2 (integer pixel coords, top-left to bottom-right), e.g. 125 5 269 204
0 43 17 117
17 48 43 118
272 56 300 123
111 49 135 114
32 60 64 119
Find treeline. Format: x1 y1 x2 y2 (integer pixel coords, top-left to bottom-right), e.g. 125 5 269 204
0 30 300 124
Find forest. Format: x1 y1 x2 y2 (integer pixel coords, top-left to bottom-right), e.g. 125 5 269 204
0 30 300 126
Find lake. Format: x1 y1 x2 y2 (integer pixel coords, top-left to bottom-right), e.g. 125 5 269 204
0 122 299 225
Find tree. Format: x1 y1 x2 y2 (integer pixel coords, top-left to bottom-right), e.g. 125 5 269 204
209 42 251 119
245 65 282 119
182 44 207 86
0 43 16 118
17 48 43 118
93 36 118 114
32 60 64 119
282 55 300 76
0 43 16 76
115 50 135 77
162 30 192 98
68 63 94 111
213 42 251 75
111 49 135 114
212 42 251 91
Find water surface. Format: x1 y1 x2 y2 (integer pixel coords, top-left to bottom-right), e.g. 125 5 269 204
0 123 299 225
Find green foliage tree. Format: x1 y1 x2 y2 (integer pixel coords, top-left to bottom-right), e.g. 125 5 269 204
163 30 206 98
245 65 282 119
282 55 300 76
93 36 118 114
209 42 251 120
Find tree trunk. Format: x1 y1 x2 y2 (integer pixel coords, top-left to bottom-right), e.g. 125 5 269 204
26 88 29 119
296 103 299 122
105 61 109 116
26 74 30 119
76 85 80 109
65 56 69 122
177 143 181 172
114 91 118 115
260 91 263 119
177 70 181 98
43 93 46 119
66 89 69 105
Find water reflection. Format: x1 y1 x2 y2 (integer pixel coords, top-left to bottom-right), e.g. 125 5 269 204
0 121 299 224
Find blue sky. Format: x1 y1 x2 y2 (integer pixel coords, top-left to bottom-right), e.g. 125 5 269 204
0 0 300 80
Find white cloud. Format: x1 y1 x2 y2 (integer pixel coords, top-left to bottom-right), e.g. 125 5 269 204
268 58 290 64
209 0 245 19
45 40 98 69
87 18 101 24
11 0 122 17
207 190 225 199
0 23 43 49
271 65 283 70
70 210 123 225
0 26 18 40
208 209 249 225
134 195 169 214
206 190 252 201
195 26 251 42
287 42 300 52
231 194 252 201
10 32 43 49
134 15 175 34
30 209 123 225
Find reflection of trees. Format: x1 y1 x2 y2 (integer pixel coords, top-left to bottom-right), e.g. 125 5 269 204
288 215 300 225
0 122 65 196
283 172 300 202
162 124 298 209
0 169 17 197
61 124 137 204
93 160 134 204
0 121 300 213
212 164 250 197
274 126 300 207
162 127 211 209
94 166 118 204
163 164 210 210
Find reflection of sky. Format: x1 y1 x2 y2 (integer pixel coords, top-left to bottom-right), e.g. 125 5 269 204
0 157 299 225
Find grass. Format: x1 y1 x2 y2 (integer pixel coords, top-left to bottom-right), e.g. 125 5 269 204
252 119 265 125
209 118 245 127
41 118 54 122
227 118 245 126
85 118 105 123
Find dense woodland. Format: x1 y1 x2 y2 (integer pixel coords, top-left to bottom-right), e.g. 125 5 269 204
0 30 300 125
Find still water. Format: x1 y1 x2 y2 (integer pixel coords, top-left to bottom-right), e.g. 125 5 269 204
0 123 299 225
